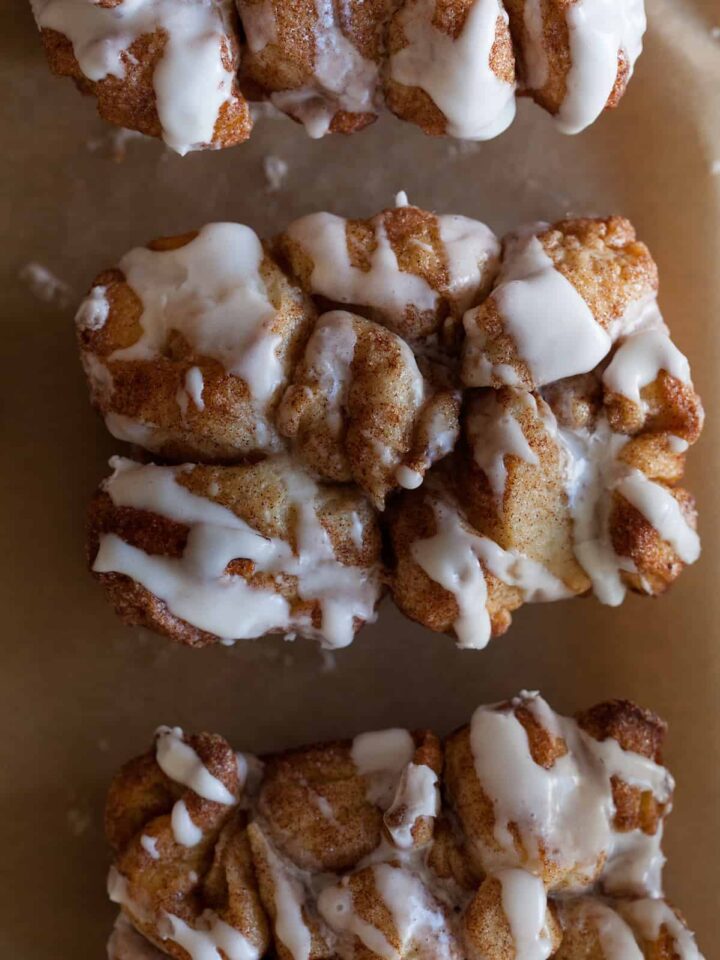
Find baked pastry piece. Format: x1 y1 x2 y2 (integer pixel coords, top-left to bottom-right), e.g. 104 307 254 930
30 0 252 155
78 205 703 651
88 455 383 649
76 223 316 463
104 693 705 959
32 0 647 151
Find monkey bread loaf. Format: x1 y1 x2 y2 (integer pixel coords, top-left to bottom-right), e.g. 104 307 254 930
32 0 647 154
77 200 703 651
104 692 704 960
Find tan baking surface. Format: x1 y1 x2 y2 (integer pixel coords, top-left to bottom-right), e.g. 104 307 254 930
2 3 719 956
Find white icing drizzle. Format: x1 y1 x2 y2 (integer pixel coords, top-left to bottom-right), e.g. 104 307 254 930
463 231 611 388
269 0 379 139
389 0 516 141
436 215 501 311
619 898 703 960
293 311 357 435
162 912 261 960
496 869 553 960
668 436 689 454
184 366 206 412
32 0 239 154
256 831 312 960
396 465 424 490
154 726 236 805
351 729 415 809
372 863 452 957
93 456 380 648
318 881 395 959
466 391 539 502
384 763 439 849
557 0 647 135
140 834 160 860
468 694 671 892
105 413 165 449
76 284 110 331
603 329 691 404
238 0 277 53
411 501 571 649
112 224 283 412
285 212 437 319
615 470 700 564
170 798 203 847
395 191 409 207
562 899 643 960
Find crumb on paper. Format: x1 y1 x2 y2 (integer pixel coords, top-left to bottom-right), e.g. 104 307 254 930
87 127 147 163
19 262 73 308
67 807 91 837
263 154 289 192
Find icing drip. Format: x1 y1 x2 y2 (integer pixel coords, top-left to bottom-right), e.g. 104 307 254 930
162 912 261 960
140 834 160 860
615 470 700 564
557 0 647 134
468 694 671 892
464 232 611 388
294 311 358 435
497 869 553 960
390 0 516 140
351 729 415 809
93 457 380 648
269 0 379 139
155 726 236 804
563 900 643 960
466 391 539 502
619 899 703 959
411 501 572 649
32 0 239 154
436 215 501 311
285 213 438 319
603 328 691 403
384 763 439 849
238 0 277 53
256 832 312 960
170 798 203 847
76 284 109 331
113 224 283 411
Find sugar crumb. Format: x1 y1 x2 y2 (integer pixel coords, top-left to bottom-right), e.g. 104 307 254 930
263 155 289 192
19 262 73 308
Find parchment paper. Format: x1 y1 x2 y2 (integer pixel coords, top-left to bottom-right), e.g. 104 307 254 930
1 2 719 956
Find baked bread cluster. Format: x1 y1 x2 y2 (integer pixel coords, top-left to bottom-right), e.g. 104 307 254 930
32 0 647 154
79 201 703 651
104 692 705 960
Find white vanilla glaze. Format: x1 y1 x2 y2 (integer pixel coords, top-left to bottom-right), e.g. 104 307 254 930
435 215 501 311
170 798 203 847
32 0 239 154
468 693 672 892
463 230 611 388
389 0 516 141
615 470 700 564
292 311 357 436
557 0 647 135
619 898 703 959
384 763 439 849
319 864 453 959
285 212 437 320
496 869 553 960
560 899 643 960
154 726 236 805
269 0 379 139
92 456 380 648
253 828 313 960
396 465 424 490
105 413 166 450
76 284 110 331
112 224 282 417
184 366 206 412
352 729 415 809
140 834 160 860
466 391 539 502
411 500 571 648
603 328 691 404
237 0 277 54
162 911 261 960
